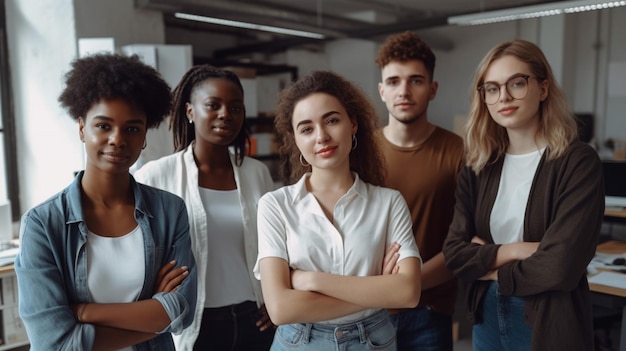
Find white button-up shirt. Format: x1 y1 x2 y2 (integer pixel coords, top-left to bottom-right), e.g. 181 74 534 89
255 173 421 323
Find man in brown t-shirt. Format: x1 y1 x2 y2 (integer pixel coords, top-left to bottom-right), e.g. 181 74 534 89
376 31 464 351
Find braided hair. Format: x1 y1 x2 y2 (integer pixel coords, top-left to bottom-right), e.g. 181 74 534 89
170 64 250 166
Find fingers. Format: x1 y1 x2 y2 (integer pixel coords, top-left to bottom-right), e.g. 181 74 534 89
383 242 400 265
382 242 401 275
154 262 189 294
156 260 177 284
256 305 276 331
471 236 486 245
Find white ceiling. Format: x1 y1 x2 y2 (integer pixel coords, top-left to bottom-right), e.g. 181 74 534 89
137 0 563 58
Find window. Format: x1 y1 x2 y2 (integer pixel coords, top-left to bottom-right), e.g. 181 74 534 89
0 0 19 221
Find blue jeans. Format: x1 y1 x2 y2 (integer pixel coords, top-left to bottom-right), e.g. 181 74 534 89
193 301 275 351
473 281 532 351
389 307 453 351
271 309 396 351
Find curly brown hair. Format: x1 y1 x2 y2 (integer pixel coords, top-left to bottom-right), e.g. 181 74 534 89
58 53 171 129
274 70 385 186
375 31 436 80
170 64 250 166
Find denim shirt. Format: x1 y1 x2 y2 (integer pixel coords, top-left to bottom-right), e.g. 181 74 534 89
14 172 197 351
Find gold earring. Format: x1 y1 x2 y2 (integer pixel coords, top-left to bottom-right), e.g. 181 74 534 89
299 154 310 167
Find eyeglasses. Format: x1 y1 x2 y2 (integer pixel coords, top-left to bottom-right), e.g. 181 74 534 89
477 74 535 105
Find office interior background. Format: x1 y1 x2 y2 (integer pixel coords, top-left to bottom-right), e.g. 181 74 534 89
0 1 625 349
1 0 625 227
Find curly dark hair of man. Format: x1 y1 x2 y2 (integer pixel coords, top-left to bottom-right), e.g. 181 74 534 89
375 31 436 81
274 70 385 186
170 64 250 166
58 53 172 129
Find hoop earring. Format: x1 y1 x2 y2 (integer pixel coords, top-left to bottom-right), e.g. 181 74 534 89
351 134 358 150
299 154 310 167
142 140 147 150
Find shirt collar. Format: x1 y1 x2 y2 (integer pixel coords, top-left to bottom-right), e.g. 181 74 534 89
290 172 368 206
66 171 152 224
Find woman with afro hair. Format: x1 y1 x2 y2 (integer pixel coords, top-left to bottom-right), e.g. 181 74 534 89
14 53 197 351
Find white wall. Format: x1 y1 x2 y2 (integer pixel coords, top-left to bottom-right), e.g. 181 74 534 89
7 0 82 217
7 0 167 216
326 39 386 122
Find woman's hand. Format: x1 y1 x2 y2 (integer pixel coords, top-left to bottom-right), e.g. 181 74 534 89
382 242 401 275
255 304 276 331
153 260 189 294
471 236 486 245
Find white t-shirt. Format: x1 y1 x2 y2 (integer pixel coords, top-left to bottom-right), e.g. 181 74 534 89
199 187 256 307
490 148 545 244
87 226 145 351
254 173 421 324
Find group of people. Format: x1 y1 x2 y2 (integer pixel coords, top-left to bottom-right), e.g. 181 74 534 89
14 29 604 351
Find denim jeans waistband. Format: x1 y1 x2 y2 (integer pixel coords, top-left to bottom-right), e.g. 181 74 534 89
203 300 257 320
301 309 390 343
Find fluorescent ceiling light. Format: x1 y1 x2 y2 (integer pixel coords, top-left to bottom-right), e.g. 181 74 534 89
448 0 626 25
174 12 326 39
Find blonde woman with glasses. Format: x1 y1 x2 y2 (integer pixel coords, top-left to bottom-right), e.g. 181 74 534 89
443 40 604 350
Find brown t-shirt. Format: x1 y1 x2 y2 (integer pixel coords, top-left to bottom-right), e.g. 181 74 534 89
377 126 464 315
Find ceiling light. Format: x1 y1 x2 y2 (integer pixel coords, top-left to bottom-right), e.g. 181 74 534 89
448 0 626 25
174 12 326 39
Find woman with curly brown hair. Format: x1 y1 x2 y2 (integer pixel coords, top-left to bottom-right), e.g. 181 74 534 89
254 70 422 350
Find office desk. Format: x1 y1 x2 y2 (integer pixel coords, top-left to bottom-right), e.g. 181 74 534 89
605 208 626 225
590 241 626 351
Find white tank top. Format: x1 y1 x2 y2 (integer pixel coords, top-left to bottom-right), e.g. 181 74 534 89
87 226 145 351
490 148 544 244
199 187 256 307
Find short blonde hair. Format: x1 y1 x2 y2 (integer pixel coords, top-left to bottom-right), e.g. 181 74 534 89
465 39 578 173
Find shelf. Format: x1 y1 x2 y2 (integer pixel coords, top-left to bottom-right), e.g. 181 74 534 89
0 340 28 351
193 58 298 82
0 303 17 311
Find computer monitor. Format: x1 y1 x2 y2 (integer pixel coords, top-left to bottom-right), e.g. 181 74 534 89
603 160 626 208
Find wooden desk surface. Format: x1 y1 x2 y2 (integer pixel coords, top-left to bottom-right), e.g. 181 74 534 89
0 264 15 275
590 241 626 298
606 208 626 219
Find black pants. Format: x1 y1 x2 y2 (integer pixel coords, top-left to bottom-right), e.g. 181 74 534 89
193 301 275 351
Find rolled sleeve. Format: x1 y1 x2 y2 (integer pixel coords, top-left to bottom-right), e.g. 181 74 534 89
154 202 197 334
152 291 190 334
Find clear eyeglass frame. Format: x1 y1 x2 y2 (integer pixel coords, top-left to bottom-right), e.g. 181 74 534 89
477 74 534 105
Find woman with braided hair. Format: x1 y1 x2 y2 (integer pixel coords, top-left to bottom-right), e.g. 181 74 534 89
135 64 275 351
